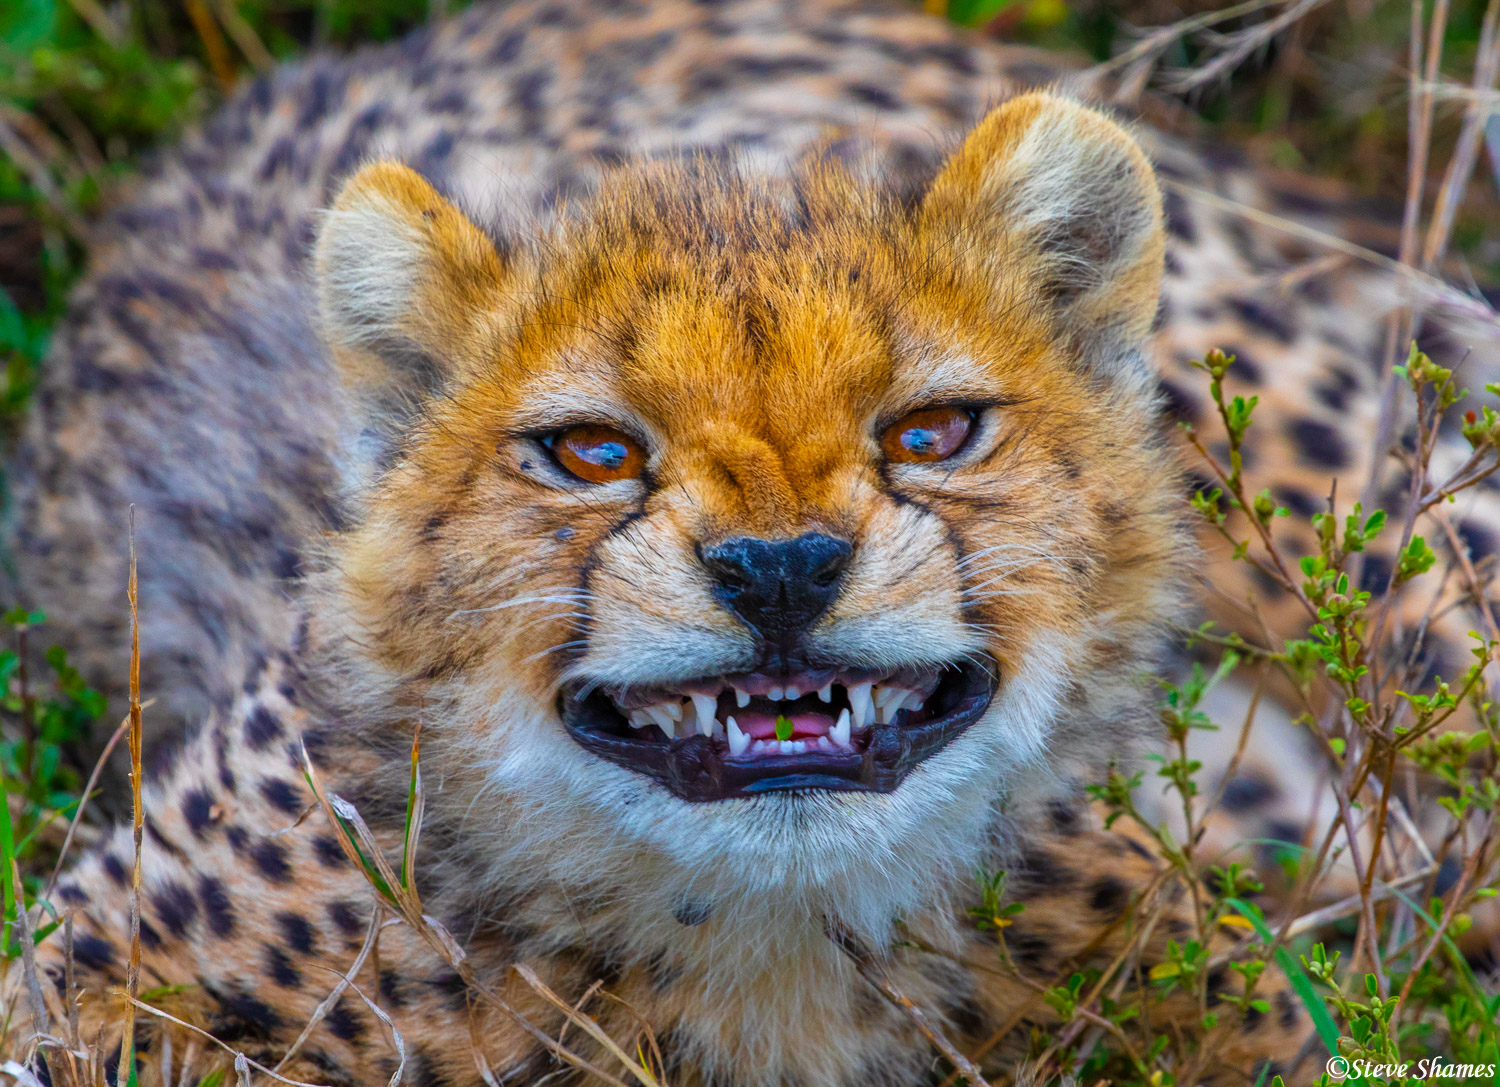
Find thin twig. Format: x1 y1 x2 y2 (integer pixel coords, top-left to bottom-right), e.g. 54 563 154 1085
826 921 995 1087
118 508 145 1087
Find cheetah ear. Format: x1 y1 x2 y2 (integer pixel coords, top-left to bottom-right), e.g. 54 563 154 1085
315 161 509 460
922 93 1165 385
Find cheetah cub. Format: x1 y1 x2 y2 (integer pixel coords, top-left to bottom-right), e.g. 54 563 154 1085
8 15 1307 1080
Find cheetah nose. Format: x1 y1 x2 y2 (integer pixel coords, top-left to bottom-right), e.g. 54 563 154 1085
701 532 853 641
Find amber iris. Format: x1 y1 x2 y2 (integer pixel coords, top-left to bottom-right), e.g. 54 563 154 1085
881 407 974 463
547 425 646 483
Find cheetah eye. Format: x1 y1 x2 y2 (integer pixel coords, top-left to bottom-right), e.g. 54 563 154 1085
542 425 646 484
880 406 975 464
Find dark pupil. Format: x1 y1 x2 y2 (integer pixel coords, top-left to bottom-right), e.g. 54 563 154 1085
902 427 938 455
587 440 628 468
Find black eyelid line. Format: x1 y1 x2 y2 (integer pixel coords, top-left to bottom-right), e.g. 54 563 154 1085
874 395 1017 433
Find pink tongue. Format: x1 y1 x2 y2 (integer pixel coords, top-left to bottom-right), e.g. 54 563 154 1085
734 711 835 740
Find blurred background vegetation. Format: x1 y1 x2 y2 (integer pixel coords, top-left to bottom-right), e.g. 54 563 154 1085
1 0 1497 440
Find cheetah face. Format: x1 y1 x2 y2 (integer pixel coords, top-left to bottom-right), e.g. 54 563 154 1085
314 95 1181 887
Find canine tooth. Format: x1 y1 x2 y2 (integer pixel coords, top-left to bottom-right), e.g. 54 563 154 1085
628 710 651 730
646 705 677 738
691 694 717 737
818 684 832 703
727 716 750 756
848 683 874 730
831 708 851 747
736 689 750 709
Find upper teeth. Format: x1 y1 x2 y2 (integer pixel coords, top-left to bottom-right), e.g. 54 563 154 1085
848 682 874 731
646 704 677 738
691 693 717 737
617 675 932 749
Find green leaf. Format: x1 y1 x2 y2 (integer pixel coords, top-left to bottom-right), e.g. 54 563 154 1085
775 714 793 742
1225 898 1349 1070
945 0 1024 25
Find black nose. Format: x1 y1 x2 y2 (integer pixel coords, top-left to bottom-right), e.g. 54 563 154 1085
702 532 853 640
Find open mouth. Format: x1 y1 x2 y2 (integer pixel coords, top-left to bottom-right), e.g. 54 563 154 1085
559 659 998 801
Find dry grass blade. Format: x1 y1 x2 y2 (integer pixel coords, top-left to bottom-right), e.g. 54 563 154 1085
42 714 135 903
1158 177 1496 325
119 509 145 1087
509 965 663 1087
825 922 994 1087
270 899 387 1076
1158 0 1336 94
1420 0 1500 272
122 999 329 1087
298 746 642 1087
303 966 406 1087
1092 0 1282 101
8 860 48 1054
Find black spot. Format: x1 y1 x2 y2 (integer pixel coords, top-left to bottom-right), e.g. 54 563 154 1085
328 899 365 936
1458 518 1496 559
1206 966 1229 1006
1006 928 1051 969
1359 552 1393 594
1243 1001 1265 1029
379 968 410 1009
181 788 217 838
263 943 302 988
250 838 292 884
845 82 901 110
151 880 199 938
259 777 304 815
1228 297 1297 344
313 833 348 868
555 526 575 541
1286 417 1350 469
1046 800 1081 833
1271 485 1320 519
1265 820 1304 848
276 911 317 955
1313 366 1359 411
673 899 712 927
1155 377 1200 424
1162 188 1195 241
1017 848 1075 889
324 995 364 1037
1220 346 1263 385
57 883 89 905
244 706 283 750
1220 774 1277 812
200 875 237 938
224 825 249 852
145 815 187 860
427 970 470 1012
405 1047 460 1087
1088 876 1128 918
1276 987 1299 1028
71 931 116 972
214 988 284 1037
1434 855 1463 896
100 852 128 887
